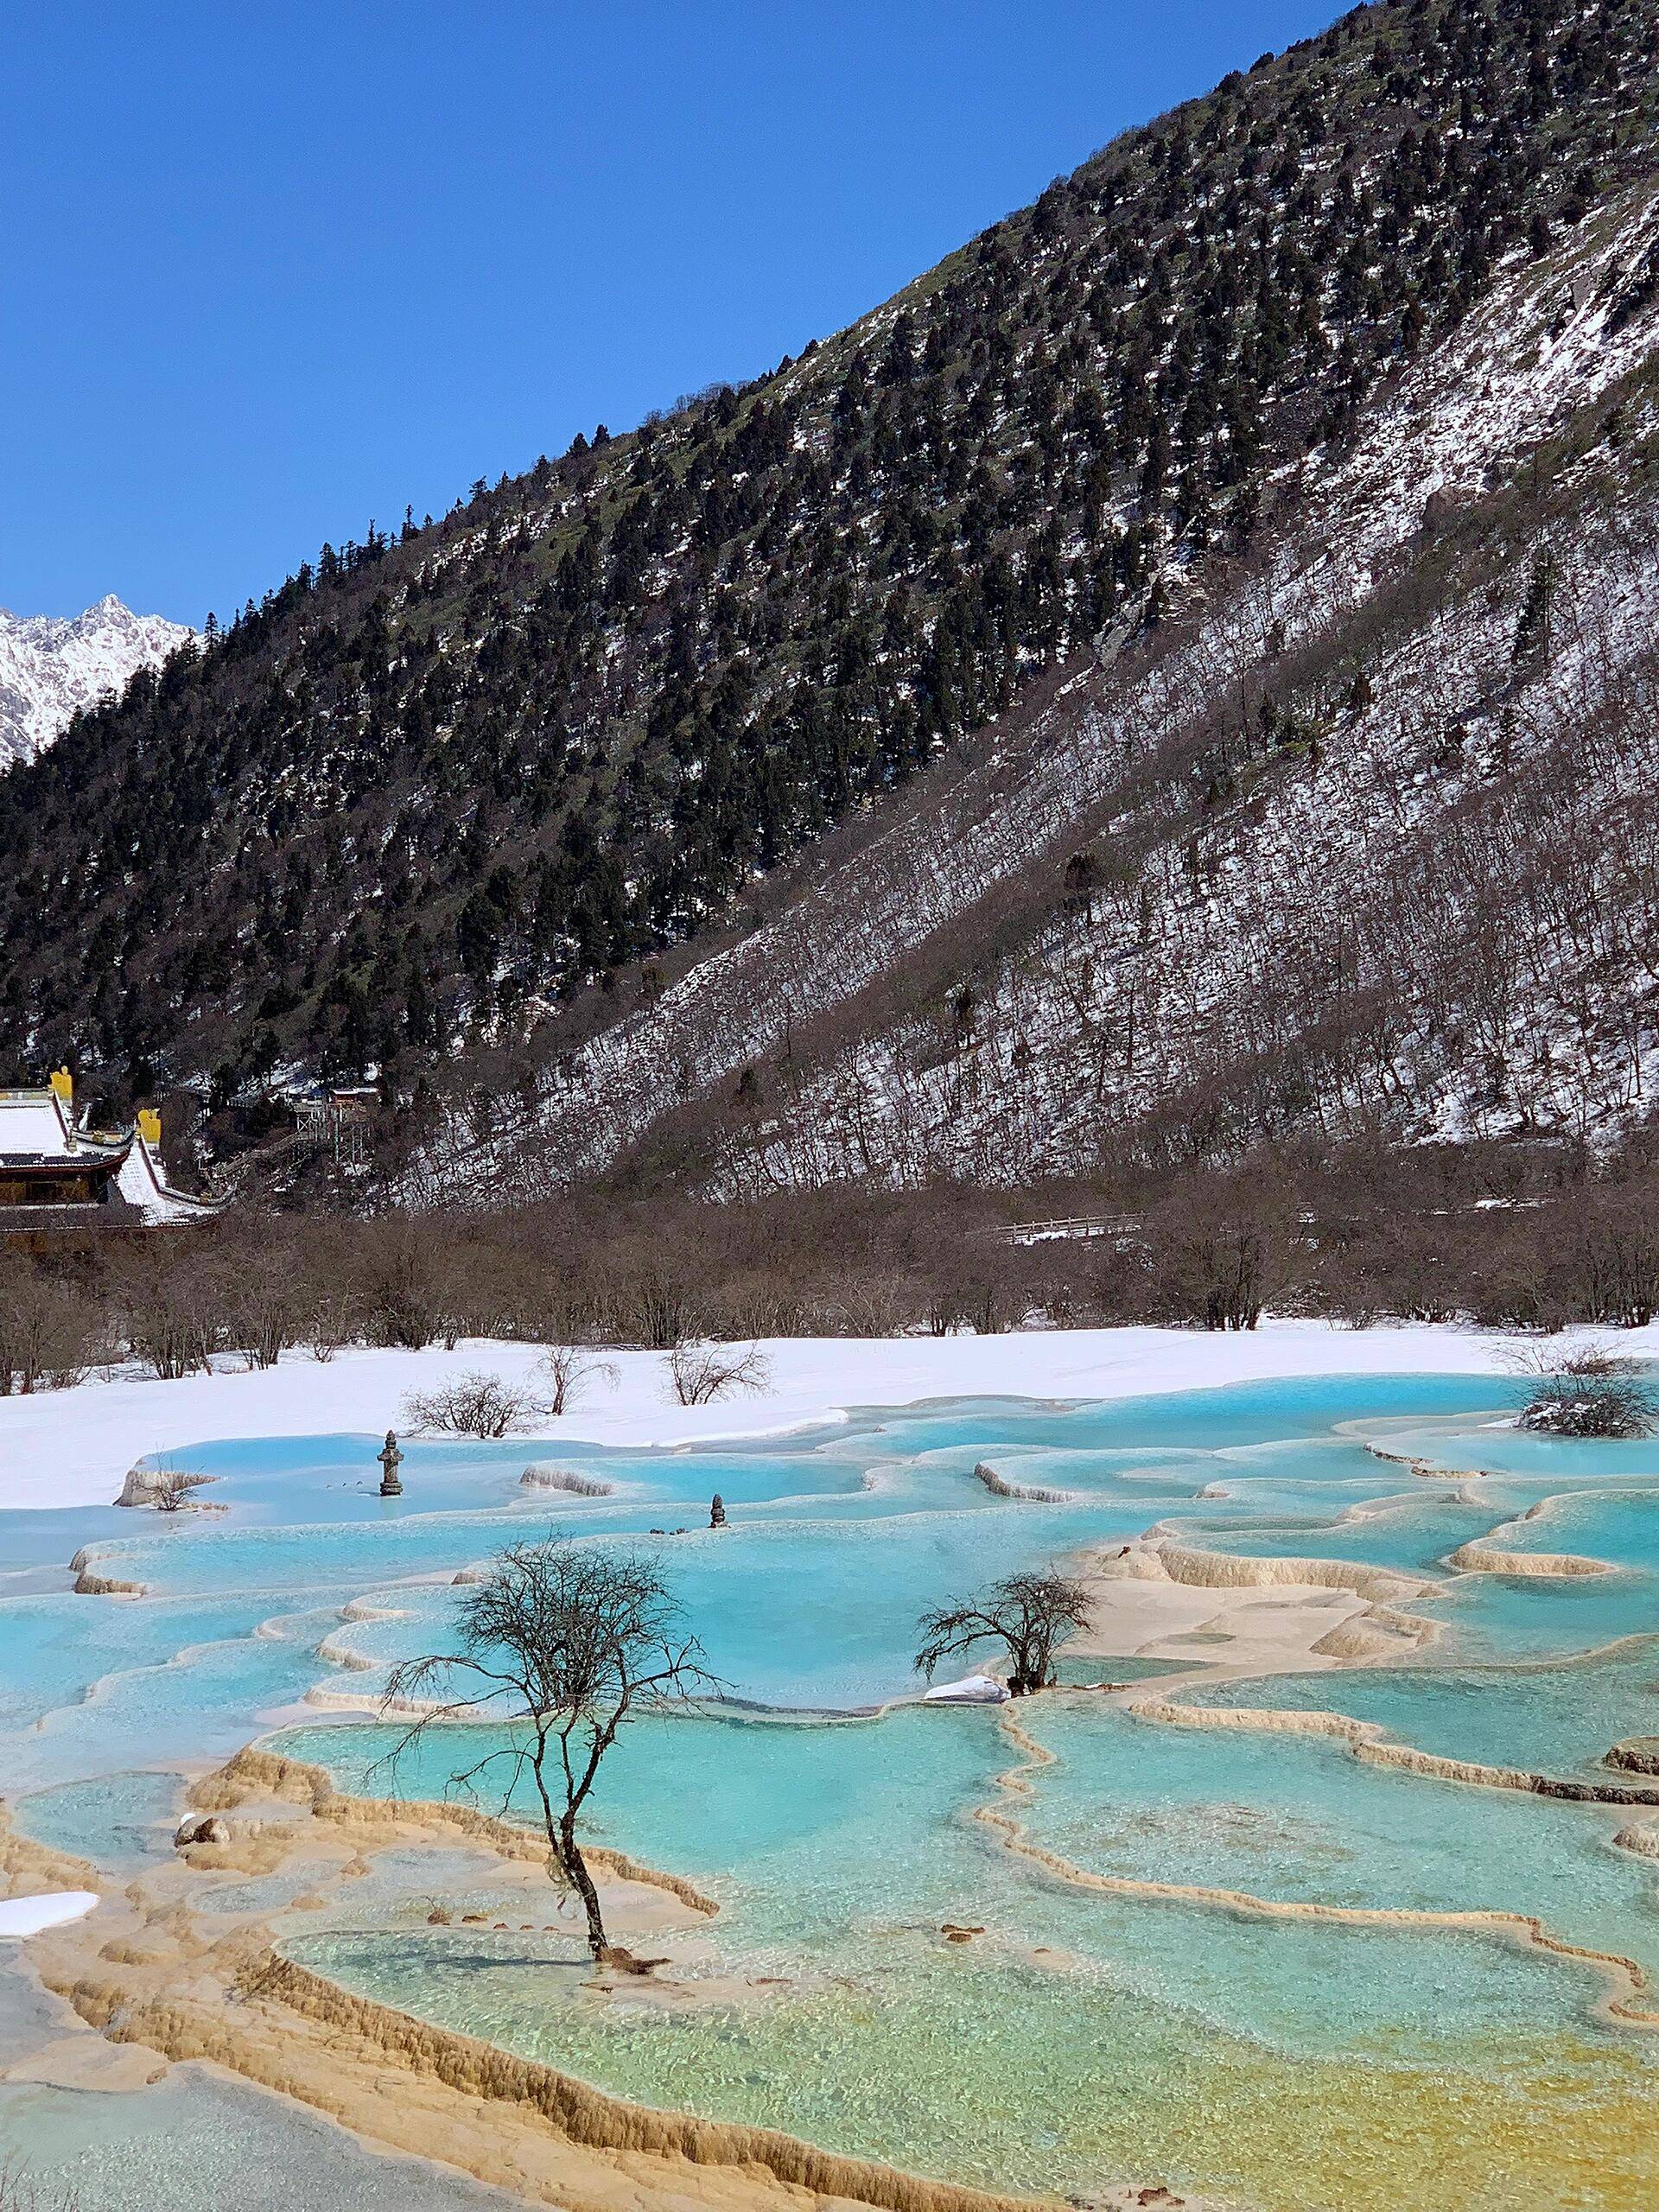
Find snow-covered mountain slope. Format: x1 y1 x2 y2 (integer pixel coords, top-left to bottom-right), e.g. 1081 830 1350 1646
391 177 1659 1205
0 594 192 767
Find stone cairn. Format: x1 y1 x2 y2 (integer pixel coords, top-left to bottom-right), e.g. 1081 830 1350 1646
709 1492 727 1528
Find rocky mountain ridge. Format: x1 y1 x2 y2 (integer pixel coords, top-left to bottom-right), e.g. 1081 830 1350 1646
393 172 1659 1200
5 0 1659 1204
0 594 193 768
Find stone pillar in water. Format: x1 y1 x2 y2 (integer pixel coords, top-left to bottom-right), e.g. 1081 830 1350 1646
709 1492 726 1528
378 1431 404 1497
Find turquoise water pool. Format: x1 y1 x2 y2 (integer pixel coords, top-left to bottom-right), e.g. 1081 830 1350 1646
5 1367 1659 2210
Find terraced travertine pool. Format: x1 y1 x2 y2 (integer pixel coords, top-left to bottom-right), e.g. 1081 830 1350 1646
3 1370 1658 2211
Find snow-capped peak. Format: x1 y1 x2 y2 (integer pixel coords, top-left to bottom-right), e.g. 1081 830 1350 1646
0 595 194 769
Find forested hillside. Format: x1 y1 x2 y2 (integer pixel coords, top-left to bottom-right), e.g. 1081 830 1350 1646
3 0 1658 1200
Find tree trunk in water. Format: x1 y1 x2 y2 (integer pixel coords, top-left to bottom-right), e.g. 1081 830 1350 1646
559 1817 608 1961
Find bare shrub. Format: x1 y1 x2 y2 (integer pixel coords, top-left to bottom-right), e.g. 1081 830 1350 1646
401 1369 550 1439
219 1264 304 1371
666 1341 772 1406
150 1465 198 1513
540 1344 618 1416
1508 1339 1659 1439
357 1225 445 1350
829 1278 907 1338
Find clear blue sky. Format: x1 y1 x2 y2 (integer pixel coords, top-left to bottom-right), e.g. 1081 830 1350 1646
0 2 1346 626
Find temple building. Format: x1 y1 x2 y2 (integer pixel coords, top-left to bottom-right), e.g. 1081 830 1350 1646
0 1070 219 1244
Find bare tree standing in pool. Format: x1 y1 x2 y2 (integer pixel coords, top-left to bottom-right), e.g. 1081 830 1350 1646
384 1541 712 1966
915 1569 1092 1696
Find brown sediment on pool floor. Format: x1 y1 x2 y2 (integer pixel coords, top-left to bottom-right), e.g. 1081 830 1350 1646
977 1710 1659 2029
188 1745 721 1917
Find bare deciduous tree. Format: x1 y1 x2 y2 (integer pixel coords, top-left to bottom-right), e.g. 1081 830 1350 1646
915 1569 1092 1696
219 1268 303 1372
540 1344 618 1416
1150 1176 1290 1332
384 1541 713 1965
401 1370 550 1439
0 1262 92 1395
115 1250 220 1381
305 1286 359 1363
666 1341 772 1407
626 1274 701 1351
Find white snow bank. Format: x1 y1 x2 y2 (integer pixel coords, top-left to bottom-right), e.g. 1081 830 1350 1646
923 1675 1010 1705
0 1317 1574 1516
0 1891 99 1936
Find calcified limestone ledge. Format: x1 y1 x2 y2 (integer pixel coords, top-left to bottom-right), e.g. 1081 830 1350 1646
1447 1539 1612 1576
1089 1537 1441 1662
520 1465 615 1497
254 1955 1043 2212
978 1708 1659 2030
1137 1539 1431 1606
311 1599 417 1682
1445 1488 1648 1579
0 1802 98 1908
70 1566 145 1597
1081 1535 1659 1810
193 1747 721 1916
971 1463 1076 1504
12 1754 1185 2212
1123 1694 1659 1809
114 1465 220 1508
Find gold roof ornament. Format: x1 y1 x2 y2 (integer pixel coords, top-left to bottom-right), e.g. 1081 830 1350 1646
48 1066 73 1104
137 1106 162 1147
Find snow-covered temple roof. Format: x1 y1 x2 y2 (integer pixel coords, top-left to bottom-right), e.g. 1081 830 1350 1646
117 1120 219 1226
0 1084 77 1160
0 1079 219 1234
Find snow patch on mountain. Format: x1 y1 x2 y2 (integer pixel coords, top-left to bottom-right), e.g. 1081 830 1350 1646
0 594 194 768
